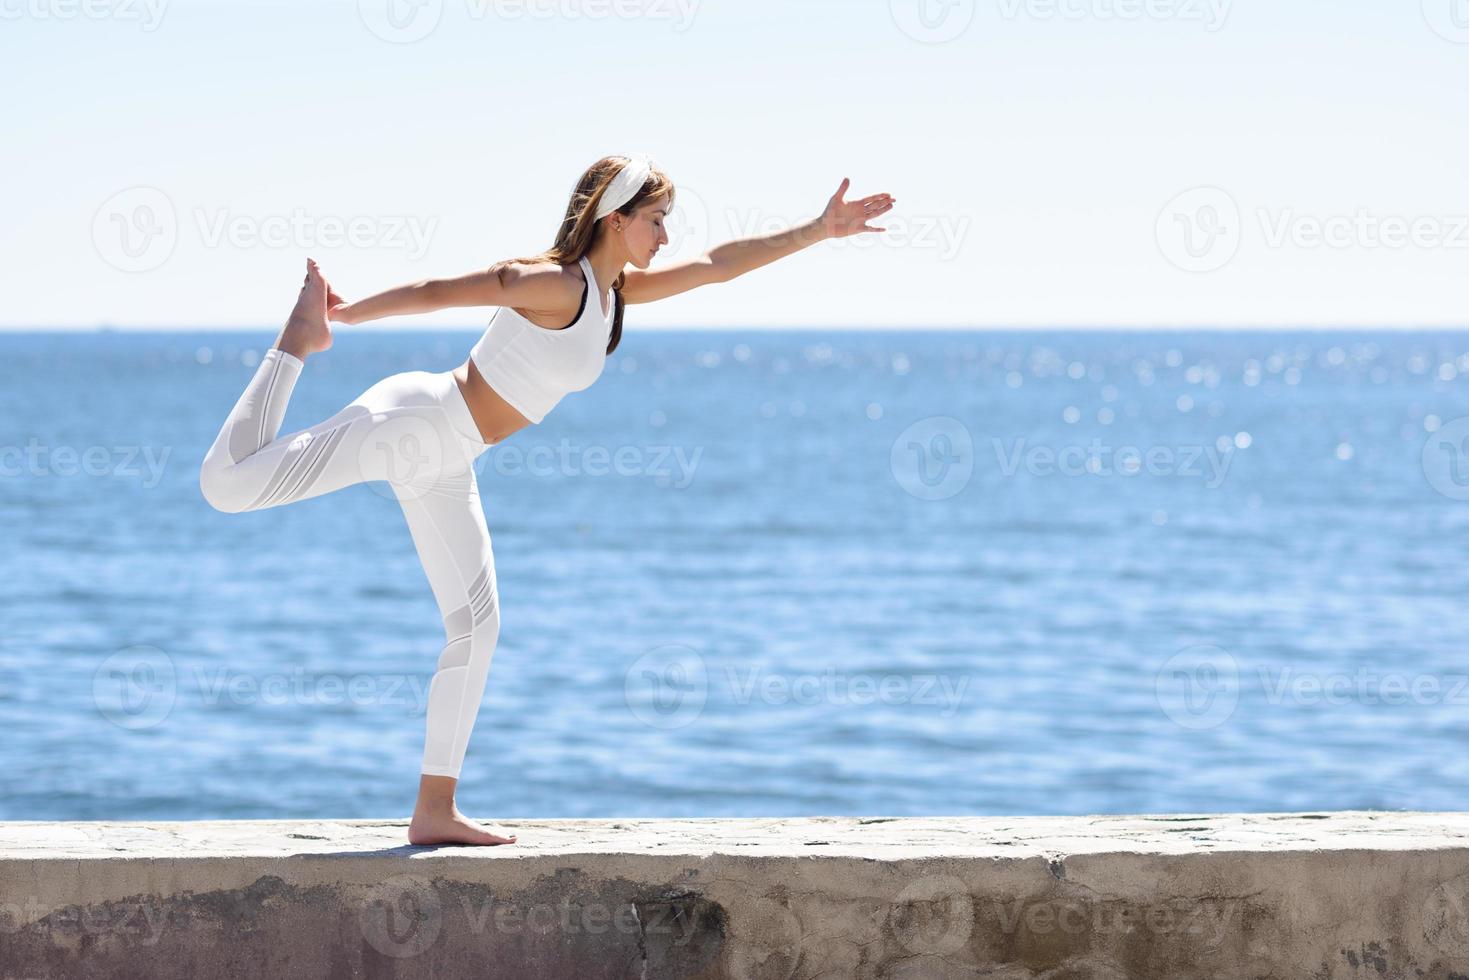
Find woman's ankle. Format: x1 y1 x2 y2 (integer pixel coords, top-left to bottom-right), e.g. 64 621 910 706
414 774 459 814
270 345 307 369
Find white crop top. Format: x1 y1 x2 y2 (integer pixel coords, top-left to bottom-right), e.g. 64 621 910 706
468 256 615 424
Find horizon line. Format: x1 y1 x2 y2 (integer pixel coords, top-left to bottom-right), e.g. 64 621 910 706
3 323 1469 333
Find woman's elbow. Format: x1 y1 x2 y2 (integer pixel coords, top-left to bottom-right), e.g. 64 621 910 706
410 279 462 312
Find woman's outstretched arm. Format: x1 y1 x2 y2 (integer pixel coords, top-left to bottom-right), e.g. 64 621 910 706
329 263 573 325
622 178 895 305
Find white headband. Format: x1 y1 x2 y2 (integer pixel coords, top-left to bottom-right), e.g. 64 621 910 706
593 153 656 222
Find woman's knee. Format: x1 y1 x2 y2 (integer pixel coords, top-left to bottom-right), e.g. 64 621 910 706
443 607 499 664
199 456 249 514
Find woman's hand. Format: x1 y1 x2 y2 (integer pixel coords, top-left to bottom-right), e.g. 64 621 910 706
327 287 355 324
819 177 895 240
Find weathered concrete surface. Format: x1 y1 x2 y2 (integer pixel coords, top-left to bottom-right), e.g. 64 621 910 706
5 811 1469 978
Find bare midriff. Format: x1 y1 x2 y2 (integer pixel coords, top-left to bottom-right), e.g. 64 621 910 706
451 356 531 446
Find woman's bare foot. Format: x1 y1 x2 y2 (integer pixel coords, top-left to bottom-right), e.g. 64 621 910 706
408 804 518 846
272 257 335 360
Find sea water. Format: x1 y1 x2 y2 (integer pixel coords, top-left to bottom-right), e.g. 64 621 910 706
3 328 1468 820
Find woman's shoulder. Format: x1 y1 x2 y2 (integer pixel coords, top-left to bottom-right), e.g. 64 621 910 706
495 259 587 307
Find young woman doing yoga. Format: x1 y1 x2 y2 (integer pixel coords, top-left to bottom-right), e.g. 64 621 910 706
199 153 894 845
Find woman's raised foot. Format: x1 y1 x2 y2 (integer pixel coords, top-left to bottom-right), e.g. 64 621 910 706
274 257 334 360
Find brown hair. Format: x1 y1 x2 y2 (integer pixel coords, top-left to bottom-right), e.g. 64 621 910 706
490 155 675 356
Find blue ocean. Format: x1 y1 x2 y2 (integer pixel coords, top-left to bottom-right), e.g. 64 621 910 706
4 329 1469 821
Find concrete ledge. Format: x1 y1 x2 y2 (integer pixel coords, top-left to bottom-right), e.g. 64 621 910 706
5 811 1469 978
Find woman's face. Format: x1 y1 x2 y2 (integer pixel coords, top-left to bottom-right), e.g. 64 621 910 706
616 193 672 269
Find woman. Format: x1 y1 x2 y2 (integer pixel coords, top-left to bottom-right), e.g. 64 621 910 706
198 154 895 846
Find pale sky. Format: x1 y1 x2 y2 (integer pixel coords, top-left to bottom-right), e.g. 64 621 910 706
2 0 1466 329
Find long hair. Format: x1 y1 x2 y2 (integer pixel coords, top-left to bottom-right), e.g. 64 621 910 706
491 155 675 356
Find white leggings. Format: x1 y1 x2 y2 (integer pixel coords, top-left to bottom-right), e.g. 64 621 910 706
199 348 497 779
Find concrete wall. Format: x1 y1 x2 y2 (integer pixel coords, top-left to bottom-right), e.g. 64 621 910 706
4 811 1469 979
